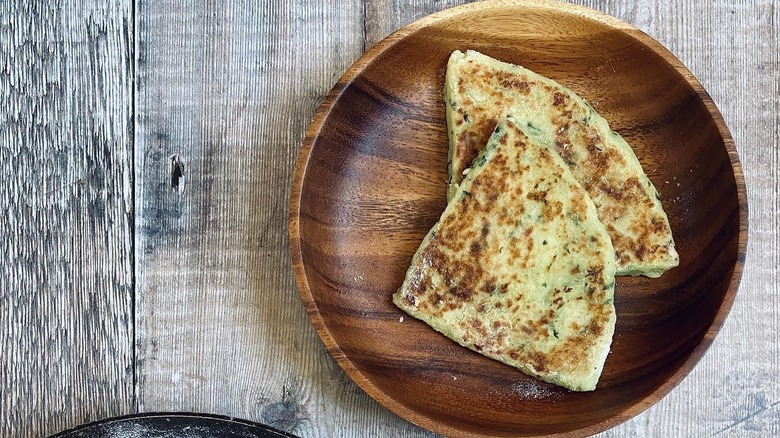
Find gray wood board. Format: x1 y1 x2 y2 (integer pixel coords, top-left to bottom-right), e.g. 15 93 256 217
134 1 429 436
0 1 134 436
1 0 777 437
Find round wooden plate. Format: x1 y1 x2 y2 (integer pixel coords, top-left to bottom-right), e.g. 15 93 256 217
289 1 747 436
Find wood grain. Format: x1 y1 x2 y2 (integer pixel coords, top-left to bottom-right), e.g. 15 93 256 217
363 0 474 49
135 1 429 436
2 0 778 437
291 1 746 436
580 1 779 437
0 1 134 436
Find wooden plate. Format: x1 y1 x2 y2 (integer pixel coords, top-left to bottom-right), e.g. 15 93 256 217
289 1 747 436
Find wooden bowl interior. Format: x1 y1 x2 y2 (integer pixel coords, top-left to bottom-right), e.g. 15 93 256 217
293 4 742 437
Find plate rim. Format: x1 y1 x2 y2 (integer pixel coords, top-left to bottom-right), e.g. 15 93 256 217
288 0 748 436
48 412 299 438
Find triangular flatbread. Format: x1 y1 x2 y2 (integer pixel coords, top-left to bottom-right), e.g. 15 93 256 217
394 117 616 391
445 50 678 277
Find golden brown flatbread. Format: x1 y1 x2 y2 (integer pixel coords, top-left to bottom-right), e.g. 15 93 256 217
395 117 616 391
445 50 678 277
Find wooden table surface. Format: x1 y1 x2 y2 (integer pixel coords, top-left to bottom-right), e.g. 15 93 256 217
1 1 776 437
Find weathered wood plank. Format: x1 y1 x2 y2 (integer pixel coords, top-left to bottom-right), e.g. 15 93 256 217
0 1 134 436
363 0 473 48
135 1 430 436
2 0 772 436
